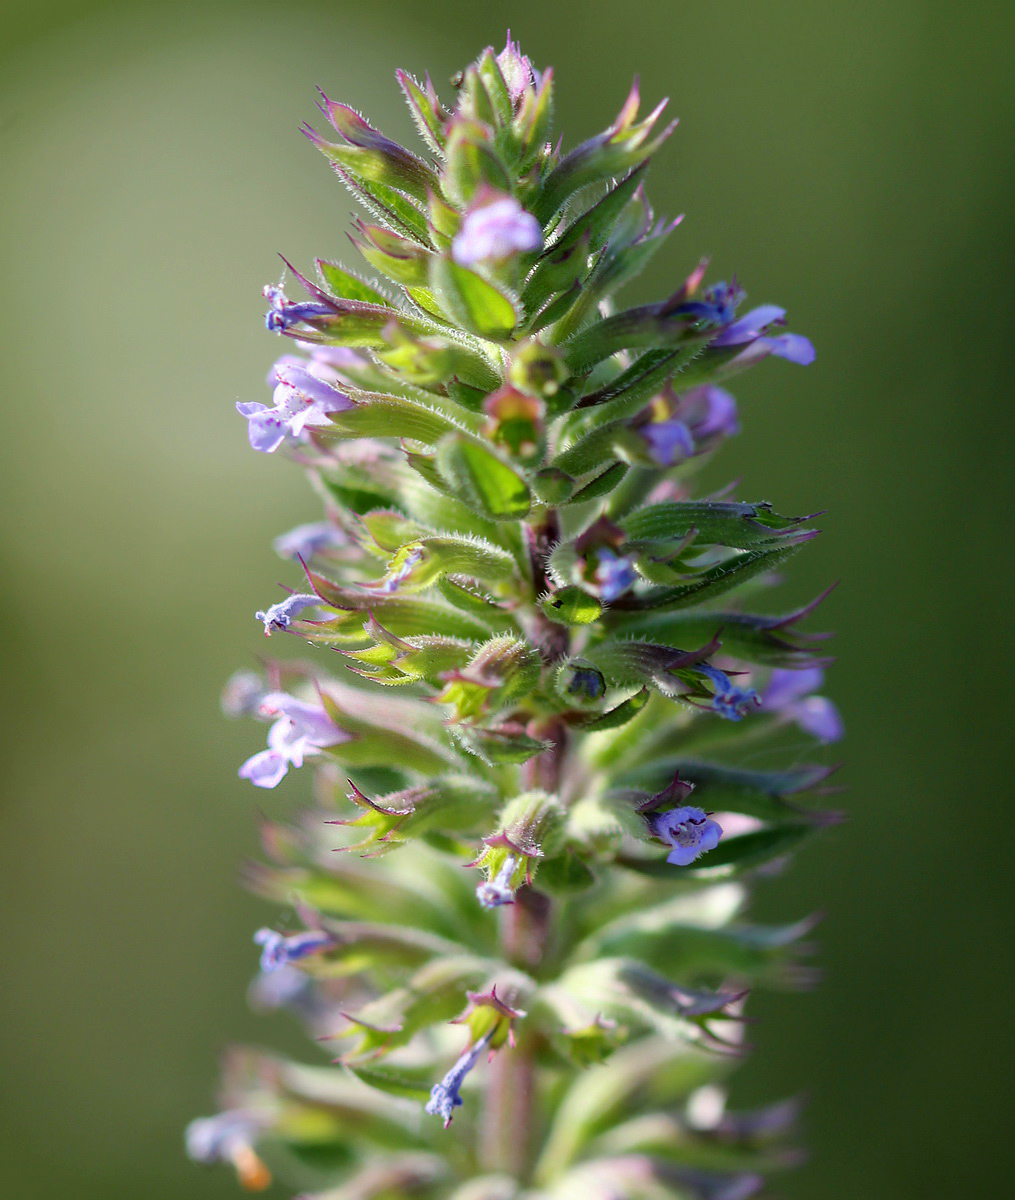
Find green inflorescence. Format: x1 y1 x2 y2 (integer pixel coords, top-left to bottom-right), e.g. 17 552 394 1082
189 37 842 1200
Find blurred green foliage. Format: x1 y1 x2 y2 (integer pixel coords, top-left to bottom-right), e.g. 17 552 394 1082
0 1 1011 1197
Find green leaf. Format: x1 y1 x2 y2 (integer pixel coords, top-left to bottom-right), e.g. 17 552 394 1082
563 461 629 506
429 256 520 339
608 544 805 611
577 687 652 732
443 120 513 206
343 1063 433 1102
316 258 392 306
324 391 466 445
539 852 597 894
373 535 518 594
355 225 431 286
692 824 821 871
622 501 817 551
334 167 434 246
396 69 449 155
436 433 532 520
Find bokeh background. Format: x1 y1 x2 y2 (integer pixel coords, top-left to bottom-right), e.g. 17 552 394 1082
1 1 1012 1196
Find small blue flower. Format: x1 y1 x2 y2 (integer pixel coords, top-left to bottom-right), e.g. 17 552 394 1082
253 927 334 973
237 362 352 453
762 667 843 742
185 1109 272 1189
711 303 816 367
272 520 345 561
594 549 638 603
255 593 322 635
695 664 759 721
238 691 348 789
641 418 695 466
220 670 265 718
652 805 723 866
425 1032 493 1127
263 284 334 332
476 855 518 909
680 384 740 443
452 195 542 266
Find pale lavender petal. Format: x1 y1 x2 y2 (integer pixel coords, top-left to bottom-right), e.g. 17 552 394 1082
712 304 786 346
452 196 542 265
766 332 816 365
642 419 694 466
697 820 723 853
309 345 365 371
266 720 311 767
791 695 844 743
238 749 289 788
236 402 288 453
221 670 264 717
260 692 346 748
272 520 345 560
667 843 704 866
763 667 825 711
686 385 740 440
274 364 353 413
265 354 306 387
186 1110 265 1164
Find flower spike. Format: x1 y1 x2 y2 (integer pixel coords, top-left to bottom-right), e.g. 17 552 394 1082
195 39 838 1200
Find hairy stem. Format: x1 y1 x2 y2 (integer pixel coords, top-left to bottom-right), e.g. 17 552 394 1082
481 888 550 1180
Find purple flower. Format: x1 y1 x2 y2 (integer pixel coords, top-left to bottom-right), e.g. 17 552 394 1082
263 283 334 333
695 664 759 721
425 1032 493 1126
185 1110 272 1190
255 593 322 635
638 385 739 466
678 280 745 325
594 549 638 603
452 196 542 266
272 521 345 560
220 670 265 717
653 805 724 866
761 667 843 743
641 419 695 466
253 926 334 973
681 385 740 443
476 855 517 909
238 691 347 789
711 303 816 367
237 363 352 453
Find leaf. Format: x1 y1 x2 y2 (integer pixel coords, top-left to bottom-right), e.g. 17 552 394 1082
563 461 629 506
324 391 466 445
436 433 532 520
607 544 805 611
576 687 651 732
343 1063 433 1102
429 256 520 339
622 501 817 551
316 259 392 306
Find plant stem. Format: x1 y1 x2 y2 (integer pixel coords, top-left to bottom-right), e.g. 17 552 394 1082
480 887 550 1181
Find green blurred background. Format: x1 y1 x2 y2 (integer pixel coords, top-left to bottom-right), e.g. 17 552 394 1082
1 1 1011 1196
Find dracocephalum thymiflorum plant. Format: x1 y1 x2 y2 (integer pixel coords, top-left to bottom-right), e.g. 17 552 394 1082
187 38 843 1200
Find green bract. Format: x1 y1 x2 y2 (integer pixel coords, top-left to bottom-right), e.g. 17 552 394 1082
193 37 840 1200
